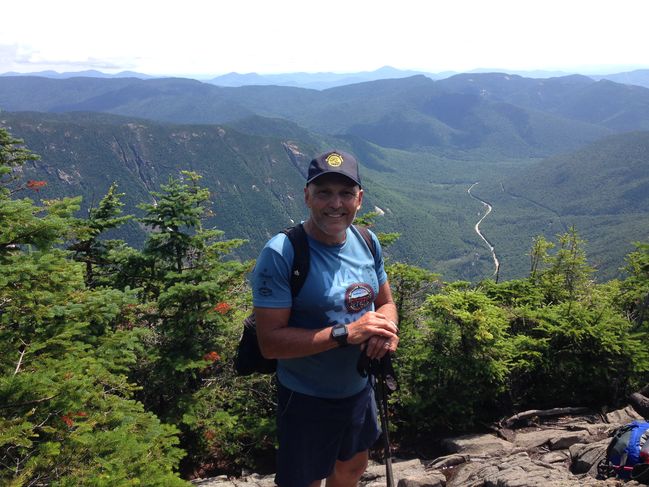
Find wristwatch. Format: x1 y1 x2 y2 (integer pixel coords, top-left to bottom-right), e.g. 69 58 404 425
331 323 348 347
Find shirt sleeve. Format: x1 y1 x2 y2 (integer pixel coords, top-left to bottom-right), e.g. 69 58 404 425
251 233 294 308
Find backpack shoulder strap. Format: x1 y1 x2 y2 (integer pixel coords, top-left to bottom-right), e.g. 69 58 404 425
352 225 377 258
281 223 310 298
282 224 376 297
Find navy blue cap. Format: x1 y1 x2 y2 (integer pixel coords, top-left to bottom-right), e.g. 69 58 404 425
306 150 362 188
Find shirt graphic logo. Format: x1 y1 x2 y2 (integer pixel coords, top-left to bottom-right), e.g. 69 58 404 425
344 283 375 313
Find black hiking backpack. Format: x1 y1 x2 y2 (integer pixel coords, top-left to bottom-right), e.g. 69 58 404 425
597 420 649 483
234 223 377 376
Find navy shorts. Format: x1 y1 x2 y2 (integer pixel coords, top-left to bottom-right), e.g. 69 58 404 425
275 381 380 487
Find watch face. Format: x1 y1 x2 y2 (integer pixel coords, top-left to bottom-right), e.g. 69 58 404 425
332 324 347 337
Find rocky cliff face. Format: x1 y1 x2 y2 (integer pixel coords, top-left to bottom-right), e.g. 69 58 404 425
192 406 647 487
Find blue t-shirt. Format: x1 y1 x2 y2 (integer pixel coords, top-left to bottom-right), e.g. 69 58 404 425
251 226 388 399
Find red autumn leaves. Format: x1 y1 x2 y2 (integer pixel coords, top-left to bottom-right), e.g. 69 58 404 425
212 302 231 314
203 351 220 363
61 411 88 428
26 180 47 191
201 302 230 365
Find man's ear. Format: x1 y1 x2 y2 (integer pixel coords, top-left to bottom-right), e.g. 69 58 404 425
304 185 310 207
356 188 364 209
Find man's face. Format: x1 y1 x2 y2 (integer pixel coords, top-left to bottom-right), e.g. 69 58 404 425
304 173 363 245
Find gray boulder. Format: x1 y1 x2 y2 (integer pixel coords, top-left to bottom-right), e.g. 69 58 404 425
192 405 646 487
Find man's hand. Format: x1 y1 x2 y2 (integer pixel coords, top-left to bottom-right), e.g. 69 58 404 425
348 311 399 360
362 334 399 360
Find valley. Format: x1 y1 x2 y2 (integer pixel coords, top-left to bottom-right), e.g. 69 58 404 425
2 72 649 282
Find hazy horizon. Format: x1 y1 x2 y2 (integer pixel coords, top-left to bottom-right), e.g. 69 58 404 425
2 0 649 79
2 64 649 81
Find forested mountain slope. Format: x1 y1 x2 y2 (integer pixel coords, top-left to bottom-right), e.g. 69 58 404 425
5 73 649 156
438 73 649 131
2 111 492 280
505 131 649 214
475 131 649 280
2 111 316 250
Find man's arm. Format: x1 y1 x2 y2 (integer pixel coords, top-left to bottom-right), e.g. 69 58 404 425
255 282 398 360
374 280 398 328
254 307 336 359
363 280 399 359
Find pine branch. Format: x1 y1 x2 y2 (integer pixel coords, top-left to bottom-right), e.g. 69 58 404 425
0 394 58 410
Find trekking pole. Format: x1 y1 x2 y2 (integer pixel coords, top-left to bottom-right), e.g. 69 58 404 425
376 356 395 487
357 352 398 487
374 354 397 487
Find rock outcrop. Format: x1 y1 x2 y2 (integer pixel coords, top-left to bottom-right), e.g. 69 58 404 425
192 406 647 487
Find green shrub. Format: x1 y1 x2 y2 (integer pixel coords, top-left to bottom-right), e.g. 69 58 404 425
394 285 512 436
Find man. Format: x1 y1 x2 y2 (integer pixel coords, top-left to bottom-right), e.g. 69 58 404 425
252 150 399 487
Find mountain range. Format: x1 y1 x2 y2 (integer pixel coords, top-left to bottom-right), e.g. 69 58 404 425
3 66 649 89
0 69 155 79
2 71 649 281
4 73 644 155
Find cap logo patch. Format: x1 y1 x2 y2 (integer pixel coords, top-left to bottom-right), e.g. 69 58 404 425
325 153 344 168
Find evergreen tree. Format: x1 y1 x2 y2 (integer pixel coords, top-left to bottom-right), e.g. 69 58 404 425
537 227 594 304
620 242 649 329
106 171 253 473
68 183 132 287
528 235 554 281
0 126 188 486
386 262 440 326
0 128 39 192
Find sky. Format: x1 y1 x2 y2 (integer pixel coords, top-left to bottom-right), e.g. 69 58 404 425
1 0 648 78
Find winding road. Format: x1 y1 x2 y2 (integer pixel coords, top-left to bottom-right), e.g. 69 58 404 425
468 182 500 279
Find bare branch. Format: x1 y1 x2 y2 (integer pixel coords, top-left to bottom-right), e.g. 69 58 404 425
14 340 27 375
501 407 591 428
